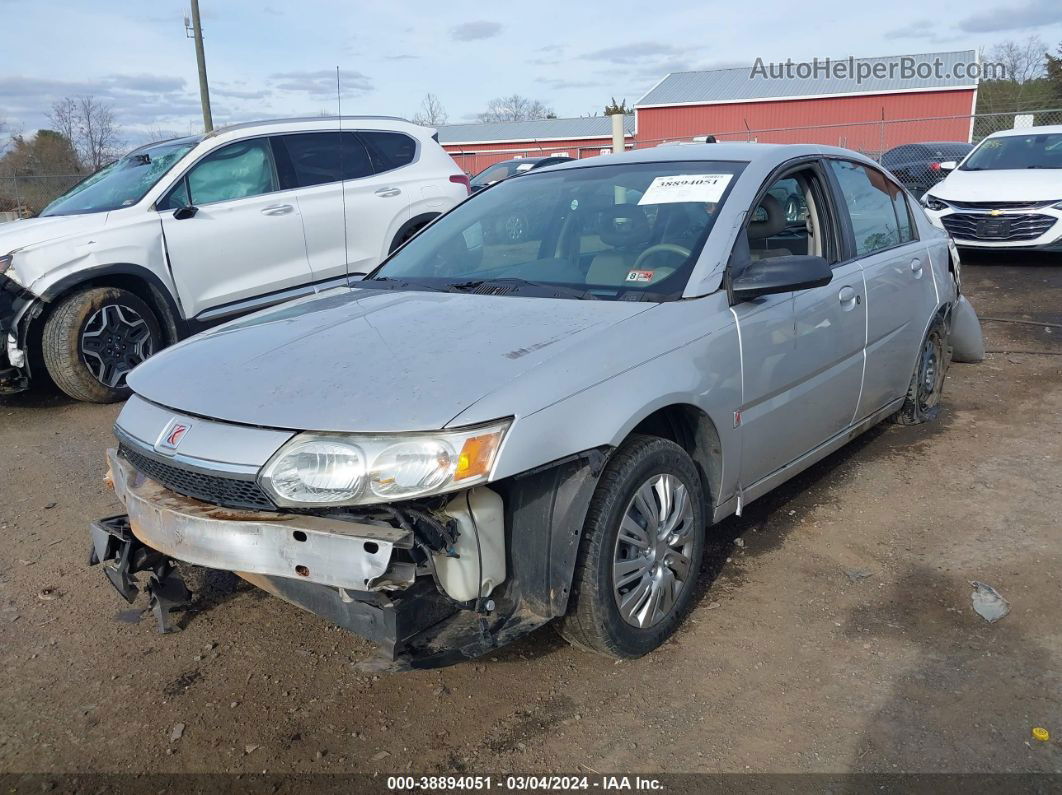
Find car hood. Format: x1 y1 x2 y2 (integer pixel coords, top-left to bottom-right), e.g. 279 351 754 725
0 213 108 254
128 287 656 433
931 168 1062 203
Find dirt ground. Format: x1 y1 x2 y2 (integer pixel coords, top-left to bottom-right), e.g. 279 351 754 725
0 254 1059 778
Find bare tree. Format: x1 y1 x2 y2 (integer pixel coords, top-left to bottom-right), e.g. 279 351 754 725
47 96 122 172
989 36 1047 84
477 95 555 123
79 97 121 170
412 93 448 127
47 98 79 154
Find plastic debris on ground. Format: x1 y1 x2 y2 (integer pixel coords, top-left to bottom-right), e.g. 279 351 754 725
970 581 1010 623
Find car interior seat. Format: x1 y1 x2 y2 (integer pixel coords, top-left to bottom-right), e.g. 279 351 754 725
587 205 678 286
747 194 792 260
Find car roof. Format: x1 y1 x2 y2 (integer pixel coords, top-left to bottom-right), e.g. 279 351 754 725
985 124 1062 139
538 142 867 172
205 115 433 140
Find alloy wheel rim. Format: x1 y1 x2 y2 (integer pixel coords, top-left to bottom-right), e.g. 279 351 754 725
612 473 695 628
79 304 154 388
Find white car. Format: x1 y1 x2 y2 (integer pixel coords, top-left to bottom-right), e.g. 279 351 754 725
920 124 1062 251
0 116 468 402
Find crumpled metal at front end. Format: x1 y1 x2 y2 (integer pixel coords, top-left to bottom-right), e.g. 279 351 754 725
106 449 415 591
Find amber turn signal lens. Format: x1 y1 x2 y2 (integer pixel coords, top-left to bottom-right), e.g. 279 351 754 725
455 432 502 481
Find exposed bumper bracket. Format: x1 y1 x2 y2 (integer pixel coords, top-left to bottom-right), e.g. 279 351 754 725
89 515 192 633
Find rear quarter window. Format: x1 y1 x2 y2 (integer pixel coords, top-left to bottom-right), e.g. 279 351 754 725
360 131 417 173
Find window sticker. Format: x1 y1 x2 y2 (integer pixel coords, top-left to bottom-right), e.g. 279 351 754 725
625 269 655 283
637 174 733 206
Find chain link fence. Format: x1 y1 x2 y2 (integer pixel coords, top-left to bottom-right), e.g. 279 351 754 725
0 173 83 219
631 108 1062 196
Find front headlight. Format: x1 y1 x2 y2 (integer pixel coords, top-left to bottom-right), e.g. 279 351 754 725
258 419 511 507
921 194 948 212
0 254 12 276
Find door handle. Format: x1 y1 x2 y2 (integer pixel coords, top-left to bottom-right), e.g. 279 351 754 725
374 187 401 198
261 204 294 216
837 286 860 308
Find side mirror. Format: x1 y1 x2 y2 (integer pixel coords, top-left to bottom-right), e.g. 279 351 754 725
172 205 198 220
938 160 957 172
731 255 832 301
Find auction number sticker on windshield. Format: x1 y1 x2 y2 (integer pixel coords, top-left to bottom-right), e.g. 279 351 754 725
638 174 733 205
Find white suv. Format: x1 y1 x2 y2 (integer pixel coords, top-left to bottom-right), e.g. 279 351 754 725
0 116 468 402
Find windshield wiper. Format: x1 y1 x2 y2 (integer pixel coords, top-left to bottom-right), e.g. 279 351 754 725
359 276 451 293
446 277 598 300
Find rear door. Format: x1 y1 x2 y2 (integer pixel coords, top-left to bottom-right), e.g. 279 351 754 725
731 161 867 490
271 131 401 284
825 158 937 419
159 137 313 320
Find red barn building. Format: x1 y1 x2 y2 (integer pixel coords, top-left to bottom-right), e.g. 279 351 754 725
437 50 979 173
634 50 979 155
439 116 635 175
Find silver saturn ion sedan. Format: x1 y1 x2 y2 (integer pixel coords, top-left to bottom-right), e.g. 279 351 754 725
90 144 984 669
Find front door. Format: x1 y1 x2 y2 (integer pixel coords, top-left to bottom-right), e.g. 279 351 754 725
159 137 313 320
731 165 867 490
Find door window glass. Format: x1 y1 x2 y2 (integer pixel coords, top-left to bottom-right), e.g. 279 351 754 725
360 131 417 173
186 139 277 205
272 132 373 188
739 172 822 265
889 187 916 243
828 160 902 255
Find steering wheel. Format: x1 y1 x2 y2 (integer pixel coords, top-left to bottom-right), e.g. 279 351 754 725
634 243 692 270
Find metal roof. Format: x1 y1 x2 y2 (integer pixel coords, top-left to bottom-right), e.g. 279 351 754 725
436 115 635 145
636 51 979 107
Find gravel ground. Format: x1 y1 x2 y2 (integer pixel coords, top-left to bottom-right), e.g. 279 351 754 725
0 254 1059 777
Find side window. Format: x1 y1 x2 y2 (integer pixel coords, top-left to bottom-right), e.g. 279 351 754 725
272 132 373 189
360 131 417 173
739 169 826 267
828 160 901 256
157 178 190 211
186 139 277 205
888 184 917 243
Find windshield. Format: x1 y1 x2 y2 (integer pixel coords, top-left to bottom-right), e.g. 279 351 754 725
470 161 523 188
368 160 744 301
961 133 1062 171
40 138 200 216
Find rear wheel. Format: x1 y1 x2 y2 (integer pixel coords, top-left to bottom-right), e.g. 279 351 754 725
42 287 162 403
558 435 705 658
891 314 951 425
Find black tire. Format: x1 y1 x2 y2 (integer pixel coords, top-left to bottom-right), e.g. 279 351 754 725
891 313 952 425
558 435 705 658
42 286 162 403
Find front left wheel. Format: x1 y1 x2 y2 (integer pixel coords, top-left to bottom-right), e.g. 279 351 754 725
559 435 705 659
42 286 162 403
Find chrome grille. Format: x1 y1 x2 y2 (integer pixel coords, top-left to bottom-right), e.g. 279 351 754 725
941 213 1057 242
947 199 1055 211
118 444 276 511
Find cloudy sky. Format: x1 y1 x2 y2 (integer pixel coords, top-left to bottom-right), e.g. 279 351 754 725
2 0 1061 144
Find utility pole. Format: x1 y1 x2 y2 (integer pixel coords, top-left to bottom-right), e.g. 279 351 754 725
185 0 213 132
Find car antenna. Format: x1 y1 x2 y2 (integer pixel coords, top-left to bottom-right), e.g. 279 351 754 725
336 66 350 282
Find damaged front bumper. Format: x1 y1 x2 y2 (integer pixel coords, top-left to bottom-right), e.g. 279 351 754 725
0 274 39 394
91 447 604 669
